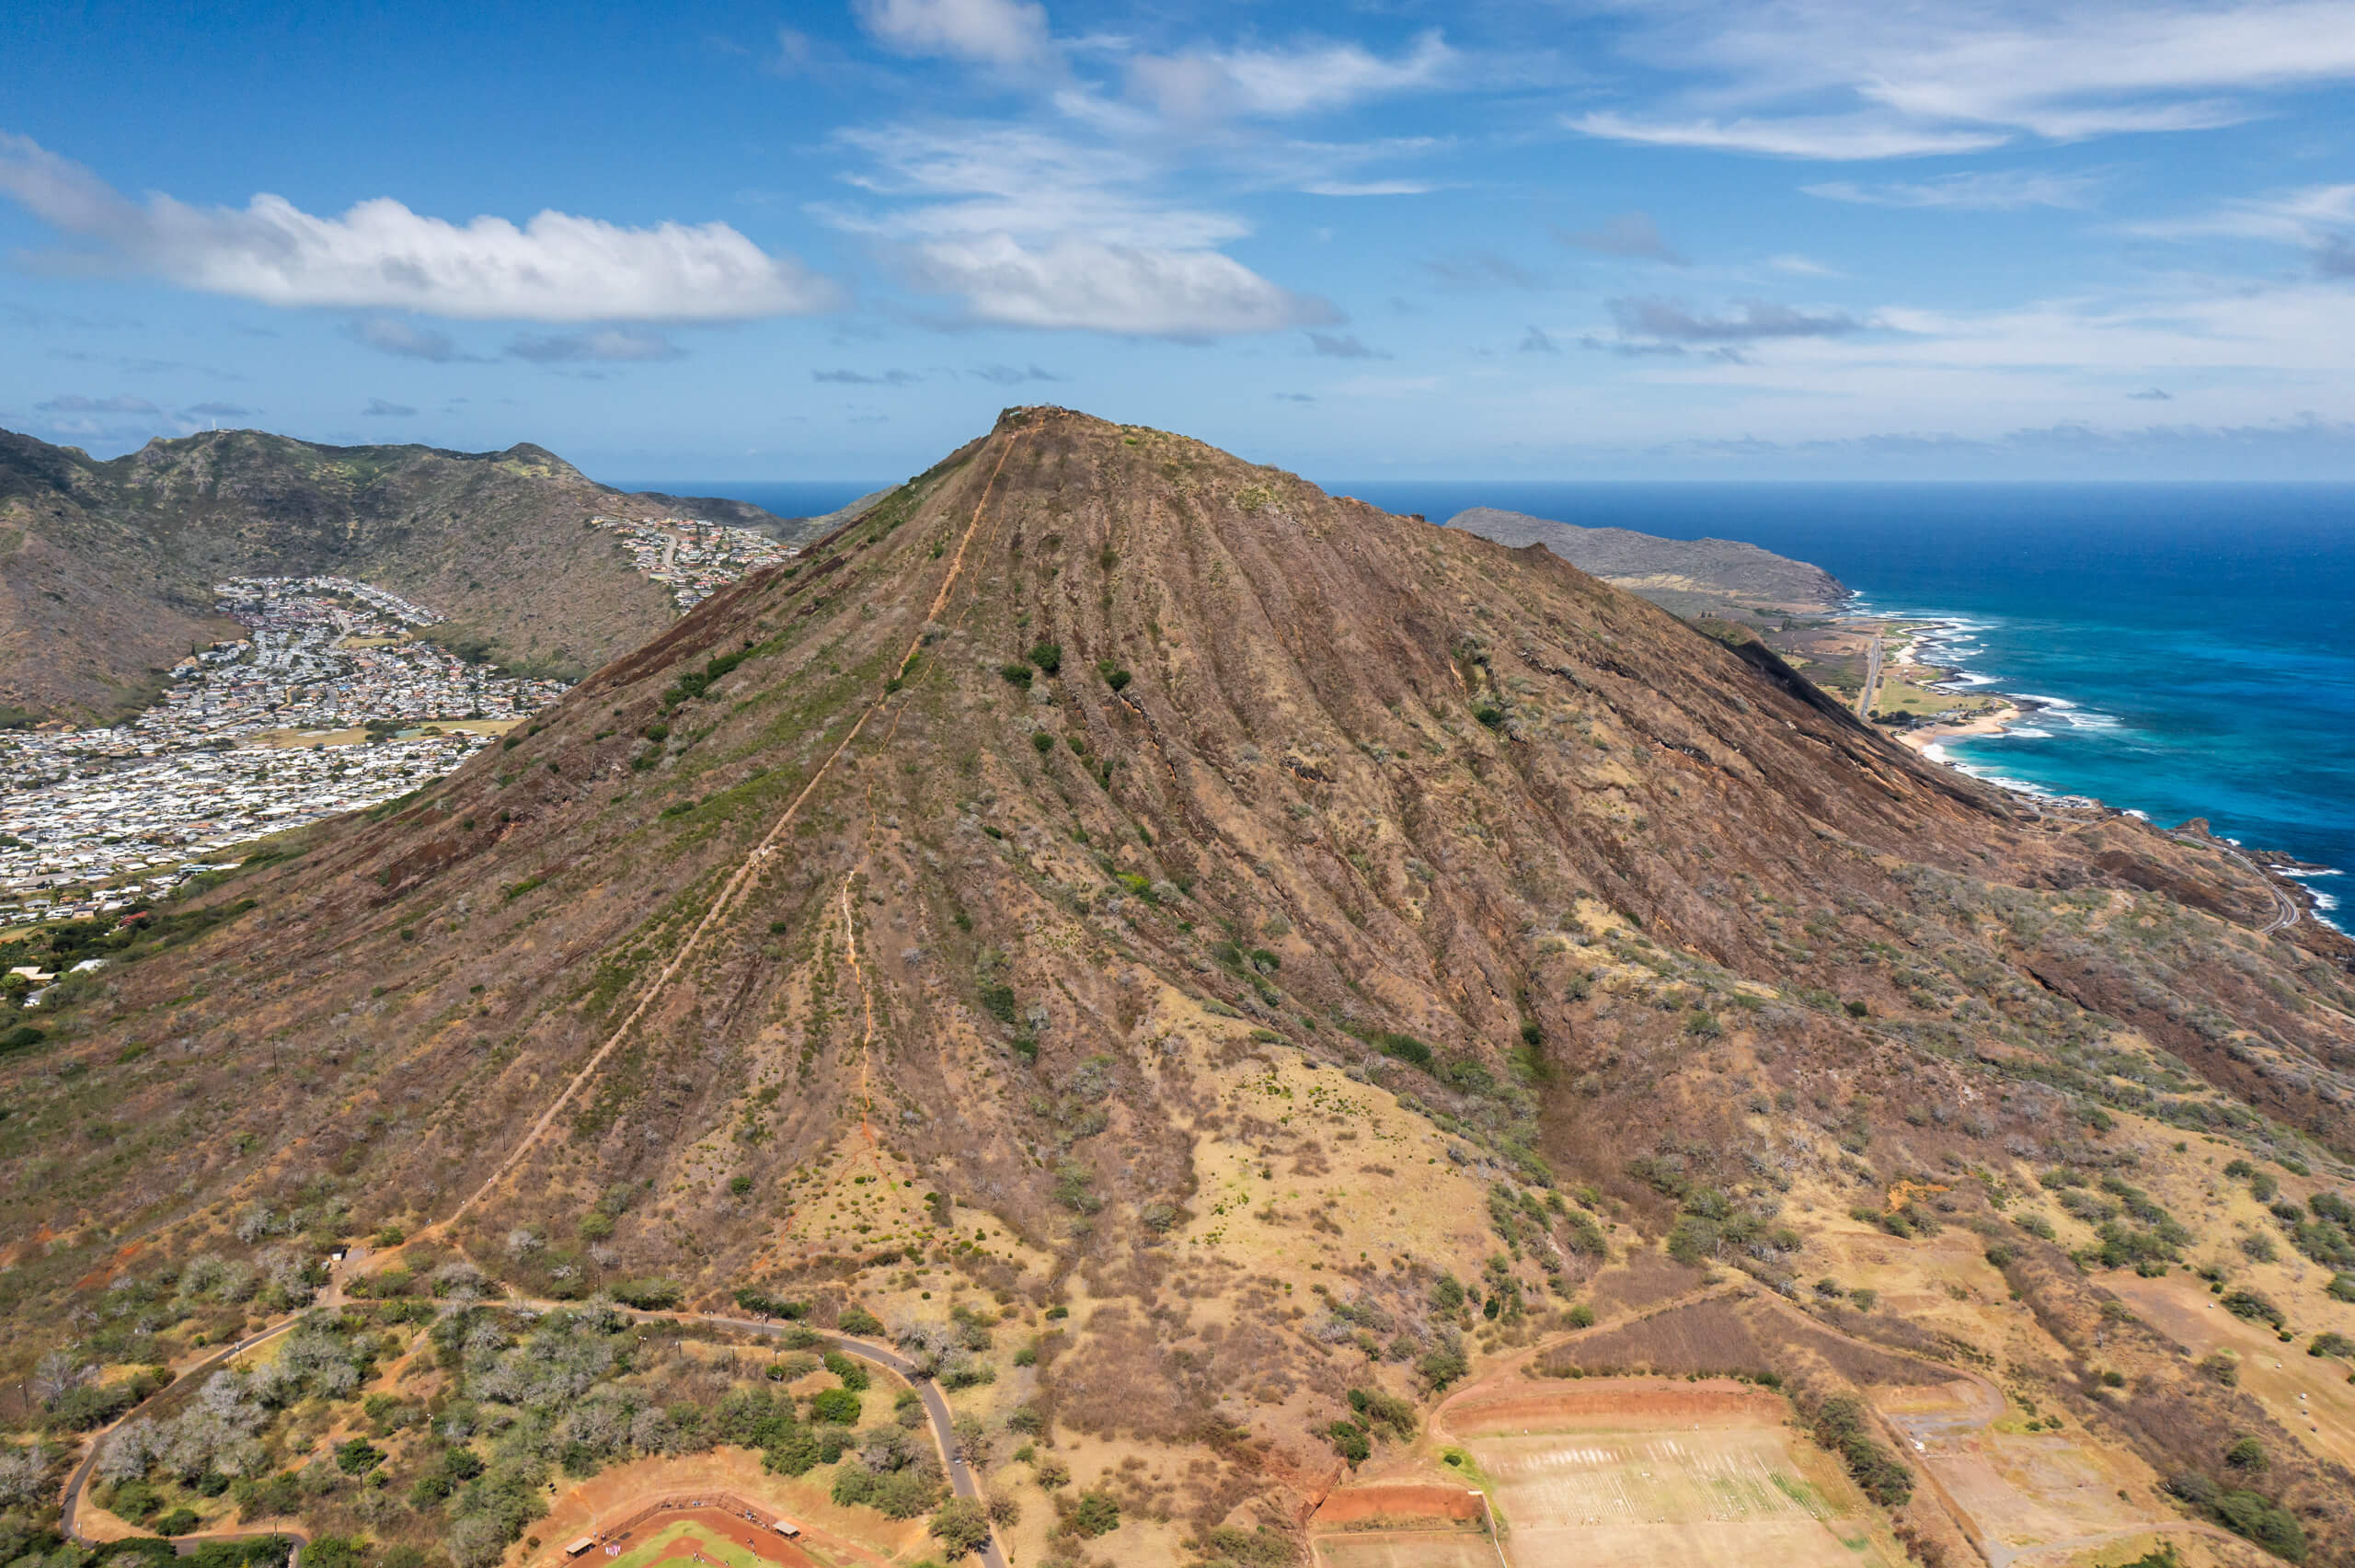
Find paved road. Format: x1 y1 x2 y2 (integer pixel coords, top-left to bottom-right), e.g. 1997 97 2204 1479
2174 834 2301 934
1855 633 1884 721
624 1309 1006 1568
59 1314 311 1563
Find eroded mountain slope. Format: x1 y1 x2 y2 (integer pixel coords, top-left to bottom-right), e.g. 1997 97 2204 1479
5 407 2354 1565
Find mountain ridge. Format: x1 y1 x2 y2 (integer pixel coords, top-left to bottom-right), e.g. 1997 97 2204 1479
4 406 2352 1567
1447 502 1848 619
0 427 801 723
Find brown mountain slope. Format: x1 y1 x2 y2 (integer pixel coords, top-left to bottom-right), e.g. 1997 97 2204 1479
6 408 2355 1564
0 427 798 722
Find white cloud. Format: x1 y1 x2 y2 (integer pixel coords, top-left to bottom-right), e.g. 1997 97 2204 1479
1302 180 1434 197
899 233 1331 335
854 0 1054 71
0 132 841 322
1569 110 2007 160
822 123 1334 336
1568 1 2355 161
1127 31 1453 120
1803 170 2101 210
2137 182 2355 244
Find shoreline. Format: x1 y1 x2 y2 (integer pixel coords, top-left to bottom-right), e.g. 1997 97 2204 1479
1828 600 2347 937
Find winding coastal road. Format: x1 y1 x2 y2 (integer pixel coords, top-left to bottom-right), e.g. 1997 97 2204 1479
2173 834 2301 934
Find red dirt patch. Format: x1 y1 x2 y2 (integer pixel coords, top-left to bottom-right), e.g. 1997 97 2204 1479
1312 1483 1487 1528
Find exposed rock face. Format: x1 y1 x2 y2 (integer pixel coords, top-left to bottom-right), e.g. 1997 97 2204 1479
1447 504 1848 616
0 427 798 721
6 408 2352 1556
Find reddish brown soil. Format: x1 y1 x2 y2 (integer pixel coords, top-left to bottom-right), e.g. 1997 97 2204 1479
1312 1483 1488 1528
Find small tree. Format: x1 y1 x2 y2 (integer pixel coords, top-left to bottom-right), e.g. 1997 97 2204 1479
928 1498 992 1558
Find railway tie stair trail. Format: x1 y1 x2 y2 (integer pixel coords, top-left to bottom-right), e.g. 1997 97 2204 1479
442 430 1023 1230
60 438 1030 1568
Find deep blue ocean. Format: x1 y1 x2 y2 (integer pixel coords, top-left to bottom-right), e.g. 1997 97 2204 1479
633 478 2355 921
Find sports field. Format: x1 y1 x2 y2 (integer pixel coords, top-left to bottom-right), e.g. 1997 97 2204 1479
1442 1379 1906 1568
598 1512 813 1568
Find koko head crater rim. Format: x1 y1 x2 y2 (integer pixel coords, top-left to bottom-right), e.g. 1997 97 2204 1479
2 406 2352 1568
5 5 2355 1562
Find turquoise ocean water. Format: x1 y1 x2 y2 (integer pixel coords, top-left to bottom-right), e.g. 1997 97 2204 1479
637 478 2355 925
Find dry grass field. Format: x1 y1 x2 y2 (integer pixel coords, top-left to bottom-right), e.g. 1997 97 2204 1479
1436 1379 1906 1568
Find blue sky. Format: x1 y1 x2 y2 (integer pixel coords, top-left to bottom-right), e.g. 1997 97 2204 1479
4 0 2354 480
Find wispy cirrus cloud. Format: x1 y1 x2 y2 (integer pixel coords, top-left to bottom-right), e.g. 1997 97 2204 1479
1124 31 1455 120
35 393 160 414
814 367 922 384
1565 1 2355 161
507 329 684 362
361 397 416 417
1609 296 1859 345
0 132 842 322
1804 169 2102 210
2132 182 2355 277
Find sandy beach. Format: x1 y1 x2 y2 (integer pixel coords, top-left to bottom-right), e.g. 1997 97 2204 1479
1894 698 2022 759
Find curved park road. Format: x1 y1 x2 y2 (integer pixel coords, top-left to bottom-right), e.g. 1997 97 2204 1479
58 1298 1004 1568
546 1303 1008 1568
59 1313 312 1564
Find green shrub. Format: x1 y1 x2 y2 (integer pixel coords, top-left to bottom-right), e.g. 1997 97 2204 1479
1811 1397 1911 1507
808 1387 861 1425
1026 642 1062 675
998 663 1033 689
1066 1490 1120 1537
611 1278 683 1310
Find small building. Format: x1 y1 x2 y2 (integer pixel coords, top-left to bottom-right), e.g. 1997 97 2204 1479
771 1519 801 1539
564 1539 597 1558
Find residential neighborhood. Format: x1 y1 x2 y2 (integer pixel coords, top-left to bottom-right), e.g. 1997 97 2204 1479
0 576 562 909
0 532 795 919
588 513 796 611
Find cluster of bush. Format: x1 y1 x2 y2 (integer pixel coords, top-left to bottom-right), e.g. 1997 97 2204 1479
1324 1386 1418 1465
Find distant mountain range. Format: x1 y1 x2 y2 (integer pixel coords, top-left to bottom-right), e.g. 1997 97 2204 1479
1447 504 1847 619
0 428 800 724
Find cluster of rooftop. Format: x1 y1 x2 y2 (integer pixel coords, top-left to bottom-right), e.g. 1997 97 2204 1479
0 578 561 901
588 514 795 611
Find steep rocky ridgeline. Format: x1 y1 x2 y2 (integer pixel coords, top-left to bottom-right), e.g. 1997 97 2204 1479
5 407 2353 1564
